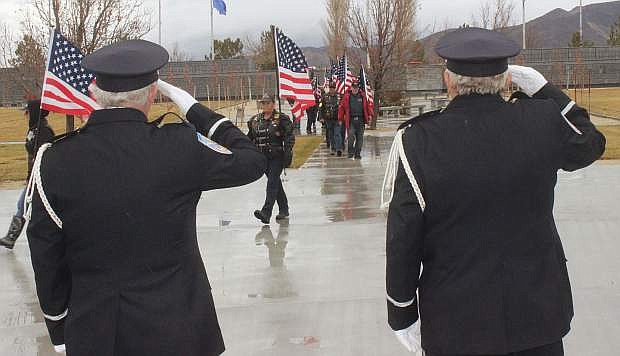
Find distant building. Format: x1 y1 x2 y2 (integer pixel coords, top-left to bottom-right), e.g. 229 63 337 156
0 58 276 107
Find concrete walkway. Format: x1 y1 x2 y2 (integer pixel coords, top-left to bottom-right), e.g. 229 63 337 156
1 136 619 355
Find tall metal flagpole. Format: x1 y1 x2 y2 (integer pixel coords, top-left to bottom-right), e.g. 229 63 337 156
210 0 214 60
522 0 526 49
158 0 162 45
579 0 583 45
366 0 371 67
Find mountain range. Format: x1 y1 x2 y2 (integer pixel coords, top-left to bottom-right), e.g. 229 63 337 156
302 0 620 67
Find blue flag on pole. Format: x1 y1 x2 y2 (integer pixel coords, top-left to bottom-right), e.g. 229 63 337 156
213 0 226 15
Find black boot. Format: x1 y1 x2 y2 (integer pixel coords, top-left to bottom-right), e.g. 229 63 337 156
254 210 271 225
275 211 289 220
0 215 26 250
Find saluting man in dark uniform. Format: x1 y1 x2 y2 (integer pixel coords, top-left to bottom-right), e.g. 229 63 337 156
248 93 295 224
25 40 266 356
382 28 605 356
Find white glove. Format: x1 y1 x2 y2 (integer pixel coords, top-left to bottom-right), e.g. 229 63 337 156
157 79 198 115
53 344 66 353
394 322 423 354
508 65 548 97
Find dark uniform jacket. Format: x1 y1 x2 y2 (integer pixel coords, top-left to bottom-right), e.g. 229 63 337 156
320 93 340 122
26 103 267 356
386 84 606 355
247 110 295 167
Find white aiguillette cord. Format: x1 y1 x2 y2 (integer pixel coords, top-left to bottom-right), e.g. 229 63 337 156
24 143 63 229
380 128 426 213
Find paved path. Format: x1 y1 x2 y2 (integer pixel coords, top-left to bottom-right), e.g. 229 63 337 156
1 137 619 355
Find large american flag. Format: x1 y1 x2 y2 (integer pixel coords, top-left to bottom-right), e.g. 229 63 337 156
41 29 98 115
335 55 354 95
275 27 315 122
359 66 375 115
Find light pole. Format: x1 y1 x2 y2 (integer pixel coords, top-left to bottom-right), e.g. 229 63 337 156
522 0 526 49
158 0 162 45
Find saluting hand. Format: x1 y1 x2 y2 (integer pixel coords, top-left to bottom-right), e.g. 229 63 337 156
394 322 423 354
508 65 548 97
157 79 199 116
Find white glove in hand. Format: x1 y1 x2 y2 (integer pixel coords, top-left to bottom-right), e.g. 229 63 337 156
508 65 548 97
53 344 66 353
394 322 423 354
157 79 198 115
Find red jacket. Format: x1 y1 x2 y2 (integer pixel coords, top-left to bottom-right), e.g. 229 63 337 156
338 91 371 130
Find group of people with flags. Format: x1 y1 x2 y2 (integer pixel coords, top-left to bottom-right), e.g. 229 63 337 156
273 27 376 160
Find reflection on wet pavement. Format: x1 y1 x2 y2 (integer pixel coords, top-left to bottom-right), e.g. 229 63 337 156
1 131 619 355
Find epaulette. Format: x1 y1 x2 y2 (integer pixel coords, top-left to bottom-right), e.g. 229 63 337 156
51 128 81 144
398 109 442 130
508 91 531 103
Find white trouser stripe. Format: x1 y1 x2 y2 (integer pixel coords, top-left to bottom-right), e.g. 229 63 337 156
44 308 68 321
560 101 582 135
387 294 416 308
208 118 230 139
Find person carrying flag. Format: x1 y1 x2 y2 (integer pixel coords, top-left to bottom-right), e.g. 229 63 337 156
0 100 55 249
339 79 371 159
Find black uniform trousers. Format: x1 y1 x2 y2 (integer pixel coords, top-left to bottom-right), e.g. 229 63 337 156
347 116 364 158
426 340 564 356
306 105 318 134
261 152 288 217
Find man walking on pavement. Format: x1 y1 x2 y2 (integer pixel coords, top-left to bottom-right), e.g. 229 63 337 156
320 82 343 156
339 79 371 159
248 94 295 224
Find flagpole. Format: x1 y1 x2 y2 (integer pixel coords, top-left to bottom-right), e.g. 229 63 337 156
271 25 282 113
158 0 162 45
210 0 214 60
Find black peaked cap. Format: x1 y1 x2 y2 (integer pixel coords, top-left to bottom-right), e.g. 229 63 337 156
435 27 521 77
82 40 169 92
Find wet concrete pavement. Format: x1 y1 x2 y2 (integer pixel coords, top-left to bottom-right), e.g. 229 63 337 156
1 134 619 355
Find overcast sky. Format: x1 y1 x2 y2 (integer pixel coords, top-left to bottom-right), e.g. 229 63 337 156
0 0 614 58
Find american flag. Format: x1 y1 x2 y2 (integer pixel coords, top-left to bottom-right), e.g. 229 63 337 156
335 55 354 95
311 76 321 100
275 27 315 122
41 30 98 115
359 66 375 115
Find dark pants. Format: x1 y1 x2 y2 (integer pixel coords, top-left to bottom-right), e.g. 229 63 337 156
326 120 343 151
426 341 564 356
261 156 288 218
306 106 318 134
347 117 364 157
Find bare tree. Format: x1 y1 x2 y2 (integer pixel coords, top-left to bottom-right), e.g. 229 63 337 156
30 0 152 54
348 0 418 127
473 0 515 30
0 21 15 68
169 42 191 62
323 0 350 59
244 30 276 70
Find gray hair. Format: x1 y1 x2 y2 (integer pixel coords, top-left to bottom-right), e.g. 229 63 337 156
89 83 155 108
446 69 509 96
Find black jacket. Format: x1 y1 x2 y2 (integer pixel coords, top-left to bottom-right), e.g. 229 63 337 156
25 118 55 177
386 84 605 354
26 103 267 356
247 110 295 166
